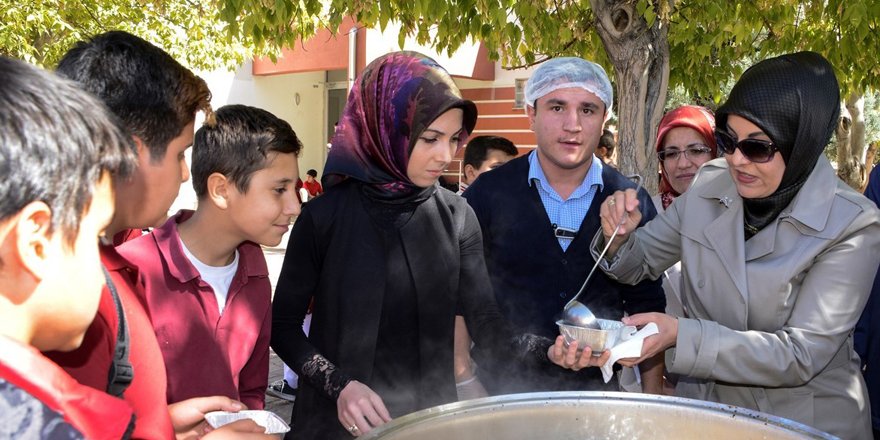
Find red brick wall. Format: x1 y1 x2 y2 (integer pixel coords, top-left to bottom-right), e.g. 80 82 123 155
445 86 536 186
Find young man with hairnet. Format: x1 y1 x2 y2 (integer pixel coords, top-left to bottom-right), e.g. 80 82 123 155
463 57 666 394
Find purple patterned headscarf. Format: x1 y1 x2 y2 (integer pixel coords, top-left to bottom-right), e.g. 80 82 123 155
323 51 477 199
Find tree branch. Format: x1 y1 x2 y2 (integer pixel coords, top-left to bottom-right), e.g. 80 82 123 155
75 0 108 31
502 38 579 69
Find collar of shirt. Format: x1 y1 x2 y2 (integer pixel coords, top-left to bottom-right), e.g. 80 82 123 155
151 209 268 284
527 150 604 199
527 150 604 251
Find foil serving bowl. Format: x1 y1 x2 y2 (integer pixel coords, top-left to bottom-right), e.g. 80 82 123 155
556 318 632 355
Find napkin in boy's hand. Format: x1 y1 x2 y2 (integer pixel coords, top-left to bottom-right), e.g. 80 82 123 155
600 323 660 383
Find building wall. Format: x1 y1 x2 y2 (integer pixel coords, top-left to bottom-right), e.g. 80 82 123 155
168 63 328 215
458 62 536 149
444 63 538 186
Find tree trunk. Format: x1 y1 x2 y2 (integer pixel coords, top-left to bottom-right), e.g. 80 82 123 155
836 101 852 168
590 0 670 195
863 141 877 193
837 92 868 190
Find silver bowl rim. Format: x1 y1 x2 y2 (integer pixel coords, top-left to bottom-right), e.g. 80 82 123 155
361 391 835 439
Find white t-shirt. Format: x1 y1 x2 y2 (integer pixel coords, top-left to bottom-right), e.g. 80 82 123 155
180 239 239 315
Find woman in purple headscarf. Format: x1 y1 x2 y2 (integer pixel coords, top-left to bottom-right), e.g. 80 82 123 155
271 52 579 440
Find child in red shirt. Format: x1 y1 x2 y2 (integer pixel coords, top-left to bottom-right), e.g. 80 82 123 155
41 31 270 439
120 105 302 410
0 56 135 438
303 169 324 198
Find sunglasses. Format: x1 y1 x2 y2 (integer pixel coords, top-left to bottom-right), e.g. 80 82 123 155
715 130 778 163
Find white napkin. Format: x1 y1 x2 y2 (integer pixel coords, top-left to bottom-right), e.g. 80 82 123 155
600 322 659 383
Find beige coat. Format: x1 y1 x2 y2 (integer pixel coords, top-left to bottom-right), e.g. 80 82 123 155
601 157 880 439
651 194 685 318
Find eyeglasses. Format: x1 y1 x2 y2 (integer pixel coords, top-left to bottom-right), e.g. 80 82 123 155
657 145 712 162
715 130 778 163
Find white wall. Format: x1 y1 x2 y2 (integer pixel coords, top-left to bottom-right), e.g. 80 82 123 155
455 62 535 91
365 24 483 78
168 63 328 215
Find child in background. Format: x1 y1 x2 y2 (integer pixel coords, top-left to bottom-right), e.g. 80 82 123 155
596 128 617 166
120 104 302 410
458 135 518 193
0 56 135 438
303 169 324 198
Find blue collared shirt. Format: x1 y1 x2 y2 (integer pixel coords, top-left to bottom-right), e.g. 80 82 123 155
528 150 604 251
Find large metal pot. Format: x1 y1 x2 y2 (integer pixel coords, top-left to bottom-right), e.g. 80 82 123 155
362 392 834 439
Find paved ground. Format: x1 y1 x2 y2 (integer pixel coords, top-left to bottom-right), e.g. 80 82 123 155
265 348 294 424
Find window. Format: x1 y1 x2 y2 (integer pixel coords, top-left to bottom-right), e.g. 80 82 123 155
513 78 527 109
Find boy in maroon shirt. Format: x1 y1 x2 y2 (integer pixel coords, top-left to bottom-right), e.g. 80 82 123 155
120 105 302 409
43 31 270 439
0 56 135 438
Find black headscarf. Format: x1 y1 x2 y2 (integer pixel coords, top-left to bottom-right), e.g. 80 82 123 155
716 51 840 239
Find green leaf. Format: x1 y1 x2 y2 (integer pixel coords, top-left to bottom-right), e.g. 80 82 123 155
645 7 656 28
481 23 492 40
398 28 407 48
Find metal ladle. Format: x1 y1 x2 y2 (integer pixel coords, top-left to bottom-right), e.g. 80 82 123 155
562 174 643 329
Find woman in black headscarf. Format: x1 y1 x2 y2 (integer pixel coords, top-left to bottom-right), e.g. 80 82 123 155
593 52 880 438
271 51 581 440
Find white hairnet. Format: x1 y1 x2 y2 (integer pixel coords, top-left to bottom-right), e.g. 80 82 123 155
524 57 613 116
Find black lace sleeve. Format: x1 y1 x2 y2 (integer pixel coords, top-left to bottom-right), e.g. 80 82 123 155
510 333 554 366
298 353 353 400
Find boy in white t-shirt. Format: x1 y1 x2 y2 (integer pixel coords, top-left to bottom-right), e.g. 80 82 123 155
119 105 302 409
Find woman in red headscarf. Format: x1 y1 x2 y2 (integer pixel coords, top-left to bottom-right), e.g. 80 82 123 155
648 105 717 394
653 105 717 211
651 105 718 320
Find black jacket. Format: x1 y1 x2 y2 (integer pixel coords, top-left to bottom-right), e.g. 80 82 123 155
272 180 523 439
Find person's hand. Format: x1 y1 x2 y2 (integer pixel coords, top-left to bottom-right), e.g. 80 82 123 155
202 419 273 440
598 190 642 257
337 380 392 437
548 335 611 371
617 313 678 367
169 395 246 440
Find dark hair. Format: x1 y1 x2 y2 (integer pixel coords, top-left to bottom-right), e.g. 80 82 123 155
192 105 303 198
437 175 460 192
463 135 518 168
598 129 616 153
306 169 318 178
56 31 213 163
0 56 136 244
